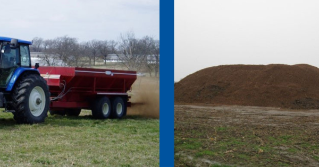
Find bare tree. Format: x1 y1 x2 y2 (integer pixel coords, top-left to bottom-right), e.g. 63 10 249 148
30 33 159 70
116 32 147 71
30 37 44 52
51 36 78 66
138 36 157 76
68 43 85 67
109 40 117 53
152 40 160 77
80 42 92 66
41 54 61 66
86 40 101 66
39 36 79 67
40 39 60 66
43 39 54 52
97 40 111 65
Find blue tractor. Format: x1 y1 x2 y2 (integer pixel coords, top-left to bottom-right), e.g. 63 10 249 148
0 37 49 124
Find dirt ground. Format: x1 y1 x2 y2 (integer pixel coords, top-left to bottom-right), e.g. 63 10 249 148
175 104 319 167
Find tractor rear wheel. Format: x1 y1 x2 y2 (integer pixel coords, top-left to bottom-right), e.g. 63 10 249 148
12 74 50 124
111 97 127 119
92 96 111 119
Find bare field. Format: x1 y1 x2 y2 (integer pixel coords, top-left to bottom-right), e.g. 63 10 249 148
175 105 319 167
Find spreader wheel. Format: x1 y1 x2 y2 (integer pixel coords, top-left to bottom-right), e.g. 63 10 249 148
12 74 50 124
92 96 111 119
111 97 127 119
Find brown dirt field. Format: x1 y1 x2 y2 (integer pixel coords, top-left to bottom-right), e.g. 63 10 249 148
175 64 319 109
175 105 319 167
127 76 159 118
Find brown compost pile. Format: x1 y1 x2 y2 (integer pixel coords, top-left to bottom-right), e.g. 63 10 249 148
175 64 319 109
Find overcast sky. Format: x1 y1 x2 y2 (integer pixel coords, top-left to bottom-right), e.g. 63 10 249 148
175 0 319 81
0 0 158 42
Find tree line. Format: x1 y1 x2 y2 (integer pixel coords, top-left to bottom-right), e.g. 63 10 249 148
30 32 159 77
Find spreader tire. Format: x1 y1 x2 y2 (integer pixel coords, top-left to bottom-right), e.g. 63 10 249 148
92 96 111 119
111 97 127 119
12 74 50 124
66 109 81 116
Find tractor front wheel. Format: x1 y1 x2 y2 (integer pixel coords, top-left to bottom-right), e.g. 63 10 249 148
12 74 50 124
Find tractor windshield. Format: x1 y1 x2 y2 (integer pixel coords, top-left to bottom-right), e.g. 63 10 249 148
0 43 19 88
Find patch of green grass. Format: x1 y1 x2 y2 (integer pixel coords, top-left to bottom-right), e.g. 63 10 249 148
180 138 203 150
313 155 319 161
288 147 298 153
190 130 204 136
218 137 245 148
277 161 290 166
268 135 293 145
237 154 249 160
121 164 131 167
216 127 227 132
34 158 56 165
300 143 319 151
211 164 232 167
259 146 273 152
196 150 216 157
0 110 159 166
280 135 293 143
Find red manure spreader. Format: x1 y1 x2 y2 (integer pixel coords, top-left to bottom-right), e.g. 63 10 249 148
38 66 137 119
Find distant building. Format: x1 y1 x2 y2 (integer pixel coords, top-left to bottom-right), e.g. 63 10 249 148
105 54 121 62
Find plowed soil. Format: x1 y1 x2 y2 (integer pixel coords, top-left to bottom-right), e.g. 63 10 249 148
175 64 319 109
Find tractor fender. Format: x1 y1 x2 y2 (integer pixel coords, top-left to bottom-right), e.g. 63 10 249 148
6 67 40 91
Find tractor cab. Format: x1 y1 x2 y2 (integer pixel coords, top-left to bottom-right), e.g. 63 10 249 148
0 37 31 87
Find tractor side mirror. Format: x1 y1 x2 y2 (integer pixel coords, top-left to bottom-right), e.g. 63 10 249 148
10 39 18 48
35 63 39 69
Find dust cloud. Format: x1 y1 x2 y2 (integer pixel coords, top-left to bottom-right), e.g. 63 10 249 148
127 76 159 118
